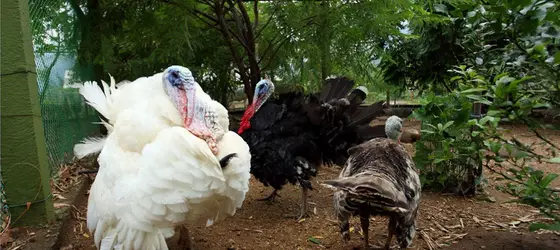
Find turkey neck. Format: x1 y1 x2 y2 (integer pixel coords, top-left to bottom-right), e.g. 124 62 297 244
238 104 255 134
184 88 201 127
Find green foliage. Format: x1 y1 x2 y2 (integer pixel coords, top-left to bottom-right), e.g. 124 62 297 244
481 71 560 231
412 86 488 194
261 0 418 93
380 0 477 92
403 0 560 229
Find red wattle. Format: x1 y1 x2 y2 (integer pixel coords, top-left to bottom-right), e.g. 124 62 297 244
237 104 254 134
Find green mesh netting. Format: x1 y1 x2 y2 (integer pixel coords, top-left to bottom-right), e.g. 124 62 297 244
28 0 101 175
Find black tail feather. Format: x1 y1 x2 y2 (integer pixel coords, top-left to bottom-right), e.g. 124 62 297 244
355 124 387 142
319 77 356 102
219 153 238 169
345 88 369 117
348 101 387 127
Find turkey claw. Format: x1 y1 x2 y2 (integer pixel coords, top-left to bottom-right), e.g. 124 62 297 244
257 190 280 202
283 210 310 221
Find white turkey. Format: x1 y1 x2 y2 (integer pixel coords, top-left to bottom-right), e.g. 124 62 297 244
72 65 251 250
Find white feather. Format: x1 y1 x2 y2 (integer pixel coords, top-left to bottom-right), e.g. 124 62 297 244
77 70 251 250
74 137 107 159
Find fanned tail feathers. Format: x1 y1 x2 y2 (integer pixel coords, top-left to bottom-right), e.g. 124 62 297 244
72 75 120 159
74 137 107 159
78 80 112 120
348 101 387 127
319 77 356 102
354 124 386 142
322 175 408 212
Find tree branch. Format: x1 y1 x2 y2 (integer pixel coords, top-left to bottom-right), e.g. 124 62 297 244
236 0 260 88
214 1 252 101
261 36 291 71
253 6 278 41
225 0 252 55
253 0 259 34
194 8 219 24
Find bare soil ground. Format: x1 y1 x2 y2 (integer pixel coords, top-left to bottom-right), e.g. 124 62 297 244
3 118 560 250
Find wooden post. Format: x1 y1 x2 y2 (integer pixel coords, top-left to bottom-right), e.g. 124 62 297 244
1 0 55 226
472 102 483 118
386 88 391 108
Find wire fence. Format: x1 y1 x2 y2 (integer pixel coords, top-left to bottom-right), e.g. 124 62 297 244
35 52 101 176
27 0 101 175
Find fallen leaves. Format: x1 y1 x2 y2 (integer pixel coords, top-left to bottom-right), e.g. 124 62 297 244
0 228 13 247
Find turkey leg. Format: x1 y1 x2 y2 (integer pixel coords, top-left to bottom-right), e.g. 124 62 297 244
360 215 370 249
384 217 397 250
178 225 194 250
284 186 309 221
257 189 281 202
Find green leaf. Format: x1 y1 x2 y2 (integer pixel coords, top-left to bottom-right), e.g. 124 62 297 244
487 110 503 116
488 142 502 154
434 4 448 14
466 95 492 105
308 237 321 244
442 121 454 130
529 223 560 232
460 88 486 94
433 158 446 164
509 0 532 9
450 76 462 82
548 158 560 163
554 51 560 64
540 173 558 187
479 116 492 125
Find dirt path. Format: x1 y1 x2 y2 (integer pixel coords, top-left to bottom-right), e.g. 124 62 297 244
47 169 560 250
5 119 560 250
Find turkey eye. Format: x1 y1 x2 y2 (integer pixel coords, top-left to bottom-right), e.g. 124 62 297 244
175 83 185 90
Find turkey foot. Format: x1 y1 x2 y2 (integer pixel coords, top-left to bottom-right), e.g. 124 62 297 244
257 190 281 202
178 225 194 250
284 187 309 221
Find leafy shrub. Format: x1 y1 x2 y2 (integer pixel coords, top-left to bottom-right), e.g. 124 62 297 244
412 91 486 195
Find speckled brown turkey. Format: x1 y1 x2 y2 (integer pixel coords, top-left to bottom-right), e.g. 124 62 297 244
323 117 421 249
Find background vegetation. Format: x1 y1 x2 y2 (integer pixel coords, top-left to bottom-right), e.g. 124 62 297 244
34 0 559 230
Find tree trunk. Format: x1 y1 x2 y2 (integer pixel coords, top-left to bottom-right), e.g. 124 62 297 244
318 2 331 83
70 0 106 134
386 88 391 108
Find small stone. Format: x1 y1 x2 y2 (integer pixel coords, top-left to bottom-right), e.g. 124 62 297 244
481 246 486 249
227 238 236 250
